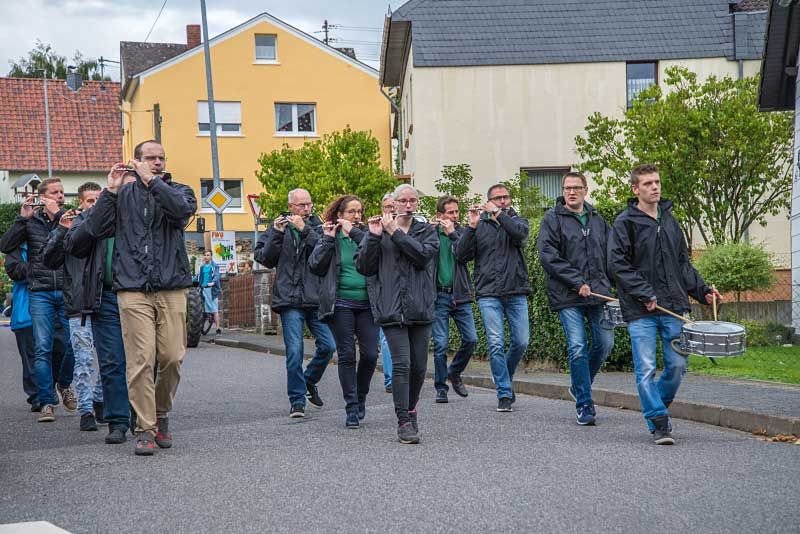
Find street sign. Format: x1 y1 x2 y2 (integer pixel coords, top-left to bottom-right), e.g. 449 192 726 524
206 186 232 214
247 193 262 220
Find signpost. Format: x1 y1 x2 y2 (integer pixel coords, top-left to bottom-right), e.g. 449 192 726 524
247 194 265 269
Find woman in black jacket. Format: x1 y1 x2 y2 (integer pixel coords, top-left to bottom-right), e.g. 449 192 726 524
355 184 438 444
308 195 378 429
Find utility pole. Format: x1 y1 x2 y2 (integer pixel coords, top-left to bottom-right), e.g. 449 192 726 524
36 69 52 178
323 19 330 44
200 0 223 231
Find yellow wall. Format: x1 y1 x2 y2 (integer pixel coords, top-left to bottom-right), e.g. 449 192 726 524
123 17 391 231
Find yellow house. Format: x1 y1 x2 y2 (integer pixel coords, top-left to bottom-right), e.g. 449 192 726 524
120 13 391 237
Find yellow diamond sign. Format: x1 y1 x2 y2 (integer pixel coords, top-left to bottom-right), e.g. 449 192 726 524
206 185 232 214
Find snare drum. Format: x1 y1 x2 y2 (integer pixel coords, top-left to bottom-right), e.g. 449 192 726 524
602 301 626 328
670 321 746 358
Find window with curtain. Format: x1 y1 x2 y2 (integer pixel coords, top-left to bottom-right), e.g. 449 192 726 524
197 101 241 135
275 103 316 135
626 62 657 108
255 34 277 61
521 167 571 204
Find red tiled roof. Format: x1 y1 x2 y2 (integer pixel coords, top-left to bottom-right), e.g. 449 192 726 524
0 77 122 172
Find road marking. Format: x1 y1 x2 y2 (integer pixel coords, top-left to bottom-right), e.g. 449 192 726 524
0 522 71 533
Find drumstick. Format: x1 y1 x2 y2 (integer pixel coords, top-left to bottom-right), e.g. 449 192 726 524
589 292 691 324
712 284 718 322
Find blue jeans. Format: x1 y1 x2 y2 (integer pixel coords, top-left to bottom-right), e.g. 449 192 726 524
432 292 477 391
628 315 686 431
92 291 130 430
558 305 615 408
29 291 73 406
280 308 336 407
478 295 530 399
69 316 104 415
380 329 392 387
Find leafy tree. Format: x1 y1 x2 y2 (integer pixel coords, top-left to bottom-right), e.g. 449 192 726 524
575 67 794 252
8 40 109 80
255 127 396 217
695 242 776 305
417 164 483 217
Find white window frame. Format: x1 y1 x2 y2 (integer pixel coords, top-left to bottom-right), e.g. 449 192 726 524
197 101 242 136
199 178 245 214
274 103 317 137
254 34 278 64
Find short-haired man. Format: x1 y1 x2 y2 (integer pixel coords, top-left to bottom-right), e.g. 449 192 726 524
254 188 336 418
78 140 197 454
431 195 477 403
608 164 720 445
457 183 530 412
538 172 614 425
379 192 394 393
0 177 77 422
43 182 107 431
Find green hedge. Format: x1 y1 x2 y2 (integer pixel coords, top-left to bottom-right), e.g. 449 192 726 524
448 218 634 371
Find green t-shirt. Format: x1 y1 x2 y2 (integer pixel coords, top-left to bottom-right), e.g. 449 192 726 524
103 237 114 288
569 211 587 227
337 231 368 301
437 228 455 288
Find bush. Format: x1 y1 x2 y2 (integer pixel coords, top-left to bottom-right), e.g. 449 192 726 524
695 242 776 302
741 320 793 347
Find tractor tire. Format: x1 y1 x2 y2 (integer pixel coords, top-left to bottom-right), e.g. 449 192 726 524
186 289 203 348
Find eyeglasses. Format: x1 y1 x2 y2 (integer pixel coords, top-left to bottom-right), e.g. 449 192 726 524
143 155 166 162
344 209 363 215
563 186 585 193
396 198 419 205
489 195 510 202
291 202 313 208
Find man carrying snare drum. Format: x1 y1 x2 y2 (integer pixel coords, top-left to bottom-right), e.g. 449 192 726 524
608 164 721 445
538 172 614 426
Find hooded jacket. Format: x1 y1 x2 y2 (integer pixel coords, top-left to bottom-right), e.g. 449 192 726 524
537 198 612 311
78 174 196 292
455 208 531 298
0 208 66 292
607 199 710 322
253 215 324 311
354 218 439 326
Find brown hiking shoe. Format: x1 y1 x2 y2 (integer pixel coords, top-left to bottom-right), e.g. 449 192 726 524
38 404 55 423
57 385 77 412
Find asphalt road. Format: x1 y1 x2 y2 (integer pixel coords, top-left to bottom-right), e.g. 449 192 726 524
0 326 798 533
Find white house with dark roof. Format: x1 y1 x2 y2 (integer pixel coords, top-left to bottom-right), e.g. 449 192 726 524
380 0 789 259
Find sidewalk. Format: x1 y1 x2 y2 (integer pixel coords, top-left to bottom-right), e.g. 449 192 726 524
208 330 800 437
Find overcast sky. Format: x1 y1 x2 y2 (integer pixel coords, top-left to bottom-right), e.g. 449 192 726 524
1 0 394 78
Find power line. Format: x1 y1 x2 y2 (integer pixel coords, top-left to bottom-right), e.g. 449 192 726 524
144 0 169 42
334 39 381 45
336 26 382 31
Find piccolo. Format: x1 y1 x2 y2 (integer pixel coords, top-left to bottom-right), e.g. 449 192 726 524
368 212 428 223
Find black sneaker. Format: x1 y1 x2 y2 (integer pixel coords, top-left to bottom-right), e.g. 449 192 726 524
155 417 172 448
30 403 42 413
93 401 106 425
289 404 305 418
397 422 420 444
345 411 359 428
576 404 596 426
215 329 222 336
105 426 127 444
408 409 418 433
497 398 513 412
80 412 98 431
652 415 675 445
357 400 366 420
385 385 392 393
435 389 448 403
306 382 323 408
449 374 468 397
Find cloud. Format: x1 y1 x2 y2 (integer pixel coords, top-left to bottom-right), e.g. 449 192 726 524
2 0 389 78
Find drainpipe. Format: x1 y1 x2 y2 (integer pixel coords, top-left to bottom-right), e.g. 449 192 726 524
380 86 402 175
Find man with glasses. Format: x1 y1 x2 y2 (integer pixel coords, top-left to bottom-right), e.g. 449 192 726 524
254 188 335 418
538 172 614 426
457 184 530 412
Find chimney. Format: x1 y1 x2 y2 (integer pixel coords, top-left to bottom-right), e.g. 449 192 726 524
186 24 201 48
66 67 83 92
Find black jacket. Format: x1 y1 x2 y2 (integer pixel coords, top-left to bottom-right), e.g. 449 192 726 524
79 174 196 292
607 199 710 322
354 219 439 326
0 208 66 291
4 246 27 282
455 208 531 298
43 210 109 317
253 215 324 312
435 224 475 305
308 226 379 321
538 198 612 311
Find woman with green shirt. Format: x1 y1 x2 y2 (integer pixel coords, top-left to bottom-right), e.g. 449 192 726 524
308 195 379 429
